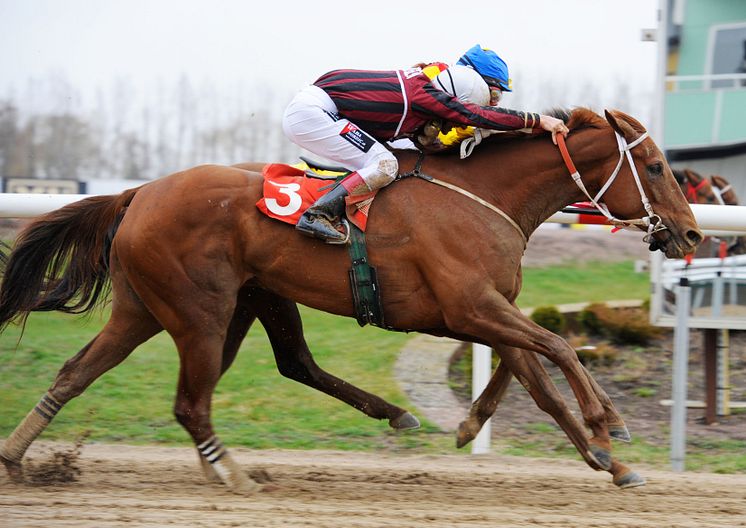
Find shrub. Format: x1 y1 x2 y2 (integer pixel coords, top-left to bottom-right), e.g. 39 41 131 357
578 303 660 345
530 306 566 334
566 335 618 365
578 303 613 336
605 308 661 345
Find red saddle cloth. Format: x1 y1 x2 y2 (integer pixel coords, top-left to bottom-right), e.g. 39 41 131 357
255 163 376 230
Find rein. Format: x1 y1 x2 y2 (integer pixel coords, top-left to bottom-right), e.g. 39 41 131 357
556 131 668 243
398 152 528 247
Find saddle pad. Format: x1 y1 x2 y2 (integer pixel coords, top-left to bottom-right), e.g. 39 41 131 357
255 163 376 230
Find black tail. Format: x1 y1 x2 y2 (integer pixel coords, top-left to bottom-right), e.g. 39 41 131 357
0 188 139 332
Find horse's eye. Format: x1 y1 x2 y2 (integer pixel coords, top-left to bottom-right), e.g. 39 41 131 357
647 163 663 178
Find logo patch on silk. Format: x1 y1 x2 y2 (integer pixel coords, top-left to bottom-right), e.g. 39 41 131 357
339 123 374 153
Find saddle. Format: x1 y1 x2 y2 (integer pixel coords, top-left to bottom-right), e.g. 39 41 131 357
256 162 377 231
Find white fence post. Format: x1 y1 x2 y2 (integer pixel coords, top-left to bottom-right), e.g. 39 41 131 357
471 344 492 455
671 276 691 472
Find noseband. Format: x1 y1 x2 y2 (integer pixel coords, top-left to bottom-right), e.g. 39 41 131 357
557 131 668 243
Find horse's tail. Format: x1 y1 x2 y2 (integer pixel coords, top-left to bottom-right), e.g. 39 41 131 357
0 187 140 332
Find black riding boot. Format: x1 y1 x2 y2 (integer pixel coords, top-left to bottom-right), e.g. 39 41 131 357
295 182 350 243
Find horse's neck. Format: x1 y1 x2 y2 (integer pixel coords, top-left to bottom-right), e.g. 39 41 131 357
397 128 616 238
479 129 616 236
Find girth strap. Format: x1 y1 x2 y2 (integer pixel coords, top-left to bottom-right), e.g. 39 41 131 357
347 223 388 328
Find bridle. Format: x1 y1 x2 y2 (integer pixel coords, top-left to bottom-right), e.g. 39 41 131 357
684 178 710 203
556 131 668 244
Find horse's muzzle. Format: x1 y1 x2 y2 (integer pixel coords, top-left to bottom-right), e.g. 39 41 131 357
650 227 704 258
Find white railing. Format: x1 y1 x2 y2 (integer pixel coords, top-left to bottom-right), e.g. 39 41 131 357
665 72 746 91
4 193 746 236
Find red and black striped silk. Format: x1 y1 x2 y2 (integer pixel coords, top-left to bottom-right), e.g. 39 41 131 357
314 68 541 141
314 70 405 140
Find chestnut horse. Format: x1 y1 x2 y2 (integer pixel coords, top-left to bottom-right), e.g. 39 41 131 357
672 169 745 256
711 174 746 255
0 109 701 493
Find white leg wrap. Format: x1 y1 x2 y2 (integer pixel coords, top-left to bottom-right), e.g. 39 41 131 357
1 393 61 463
196 436 260 494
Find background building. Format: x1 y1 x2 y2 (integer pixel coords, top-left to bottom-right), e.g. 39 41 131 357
662 0 746 194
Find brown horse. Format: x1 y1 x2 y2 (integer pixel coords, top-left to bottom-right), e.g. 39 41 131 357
671 169 745 256
674 168 720 205
711 174 746 255
0 108 701 493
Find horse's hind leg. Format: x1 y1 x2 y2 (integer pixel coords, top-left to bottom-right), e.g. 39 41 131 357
194 287 260 484
248 287 419 429
0 266 162 481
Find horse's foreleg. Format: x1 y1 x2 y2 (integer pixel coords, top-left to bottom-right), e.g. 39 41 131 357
489 346 644 487
456 359 512 448
444 289 612 469
251 288 419 430
457 359 631 447
582 365 631 442
0 278 161 481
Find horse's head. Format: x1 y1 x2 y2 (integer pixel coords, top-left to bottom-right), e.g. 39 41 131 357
599 110 703 258
710 174 739 206
672 168 719 205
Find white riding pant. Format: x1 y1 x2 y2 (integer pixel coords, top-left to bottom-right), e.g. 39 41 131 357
282 85 398 191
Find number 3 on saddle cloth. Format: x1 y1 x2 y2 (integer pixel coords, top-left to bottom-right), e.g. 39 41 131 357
255 163 377 232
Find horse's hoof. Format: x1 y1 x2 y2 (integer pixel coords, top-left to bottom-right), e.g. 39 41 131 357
456 421 478 449
613 470 646 489
0 454 24 483
609 424 632 443
229 479 262 496
389 412 420 430
588 445 613 471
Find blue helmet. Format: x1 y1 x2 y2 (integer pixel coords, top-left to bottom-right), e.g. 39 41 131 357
457 44 512 92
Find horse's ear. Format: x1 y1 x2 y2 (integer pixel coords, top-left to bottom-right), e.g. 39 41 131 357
604 109 625 137
685 168 702 183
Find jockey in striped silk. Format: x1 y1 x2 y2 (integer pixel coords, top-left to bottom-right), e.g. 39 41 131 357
282 44 569 243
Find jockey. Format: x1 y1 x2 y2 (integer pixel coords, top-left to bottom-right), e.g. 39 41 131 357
282 45 569 243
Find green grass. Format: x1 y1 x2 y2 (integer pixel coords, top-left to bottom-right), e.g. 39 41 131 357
2 259 742 473
0 308 451 452
499 434 746 474
518 260 648 308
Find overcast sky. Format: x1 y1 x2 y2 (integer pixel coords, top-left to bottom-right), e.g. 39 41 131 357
0 0 661 119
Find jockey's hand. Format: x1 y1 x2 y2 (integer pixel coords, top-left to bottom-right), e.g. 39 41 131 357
539 115 570 145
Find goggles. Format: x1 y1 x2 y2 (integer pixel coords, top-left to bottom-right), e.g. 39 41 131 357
482 75 512 92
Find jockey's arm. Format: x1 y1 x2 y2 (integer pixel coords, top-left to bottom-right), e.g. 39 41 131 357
418 83 542 132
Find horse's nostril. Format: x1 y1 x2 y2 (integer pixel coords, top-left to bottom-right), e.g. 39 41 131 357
687 230 704 246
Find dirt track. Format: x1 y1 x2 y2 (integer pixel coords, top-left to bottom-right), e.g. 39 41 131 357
2 443 745 528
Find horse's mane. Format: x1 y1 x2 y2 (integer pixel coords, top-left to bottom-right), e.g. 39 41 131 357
393 107 642 157
544 107 607 131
